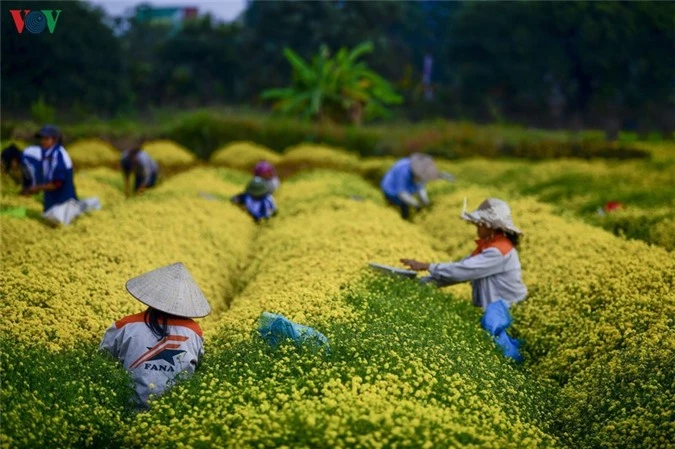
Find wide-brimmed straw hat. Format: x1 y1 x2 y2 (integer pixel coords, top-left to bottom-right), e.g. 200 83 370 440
126 262 211 318
460 197 523 235
410 153 439 182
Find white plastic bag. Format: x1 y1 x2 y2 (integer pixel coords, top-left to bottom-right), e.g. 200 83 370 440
42 197 101 226
79 197 101 212
43 199 83 225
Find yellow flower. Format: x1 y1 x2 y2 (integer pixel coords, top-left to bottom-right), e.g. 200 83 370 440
67 138 120 167
210 141 281 170
143 139 196 167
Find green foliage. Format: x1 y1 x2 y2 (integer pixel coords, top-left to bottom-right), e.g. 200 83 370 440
16 110 649 162
0 339 135 448
30 96 56 124
153 110 382 159
1 1 131 115
124 16 241 108
1 120 17 140
132 275 561 447
134 111 652 161
556 346 675 449
2 1 674 130
591 209 675 251
239 1 421 101
261 42 402 124
445 2 675 124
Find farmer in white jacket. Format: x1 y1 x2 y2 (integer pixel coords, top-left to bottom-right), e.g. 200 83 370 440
120 143 159 197
99 262 211 409
401 198 527 309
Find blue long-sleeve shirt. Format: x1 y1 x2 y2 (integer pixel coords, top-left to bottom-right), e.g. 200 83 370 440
380 158 424 197
232 193 277 221
41 144 77 211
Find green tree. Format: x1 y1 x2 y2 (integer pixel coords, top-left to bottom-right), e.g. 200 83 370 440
239 1 421 103
444 1 675 129
155 16 241 106
118 13 241 108
1 1 132 117
117 13 174 109
261 42 402 124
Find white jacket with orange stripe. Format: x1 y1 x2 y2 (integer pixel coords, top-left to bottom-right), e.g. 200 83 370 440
423 235 527 309
99 312 204 407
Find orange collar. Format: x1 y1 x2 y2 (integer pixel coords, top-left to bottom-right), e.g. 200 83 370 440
471 233 514 256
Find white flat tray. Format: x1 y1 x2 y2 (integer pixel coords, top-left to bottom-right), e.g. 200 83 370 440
368 262 418 279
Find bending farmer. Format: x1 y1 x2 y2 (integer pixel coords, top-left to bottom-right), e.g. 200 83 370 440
121 140 158 197
381 153 439 219
99 262 211 409
1 143 42 194
401 198 527 309
231 176 277 222
253 160 280 193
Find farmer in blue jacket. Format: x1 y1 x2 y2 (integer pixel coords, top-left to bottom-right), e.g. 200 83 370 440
381 153 447 219
1 143 43 193
24 125 78 212
231 176 277 222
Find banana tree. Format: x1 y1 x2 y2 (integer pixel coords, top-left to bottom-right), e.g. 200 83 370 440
261 41 402 124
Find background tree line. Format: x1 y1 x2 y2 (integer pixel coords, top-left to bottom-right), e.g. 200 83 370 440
2 0 673 133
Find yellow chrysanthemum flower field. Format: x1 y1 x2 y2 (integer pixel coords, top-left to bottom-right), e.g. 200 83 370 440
1 141 673 449
419 185 675 449
67 139 120 168
142 140 197 168
210 141 282 170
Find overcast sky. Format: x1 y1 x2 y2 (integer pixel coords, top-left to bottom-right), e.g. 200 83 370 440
89 0 247 22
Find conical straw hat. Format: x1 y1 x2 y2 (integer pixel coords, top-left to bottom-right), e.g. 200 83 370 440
460 197 523 235
410 153 439 182
126 262 211 318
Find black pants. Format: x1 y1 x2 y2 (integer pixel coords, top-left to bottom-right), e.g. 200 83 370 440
385 193 410 219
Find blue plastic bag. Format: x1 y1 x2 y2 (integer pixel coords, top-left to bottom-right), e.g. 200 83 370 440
495 329 523 363
481 299 513 335
481 300 523 362
258 312 330 351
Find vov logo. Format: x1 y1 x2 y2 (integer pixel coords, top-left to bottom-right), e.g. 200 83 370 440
9 9 62 34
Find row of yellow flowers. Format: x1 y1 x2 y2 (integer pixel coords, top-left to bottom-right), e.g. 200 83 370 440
58 139 197 168
2 140 672 447
209 140 675 250
1 167 255 350
2 167 562 448
418 183 675 448
124 170 561 448
10 137 672 249
433 143 675 250
1 167 258 448
212 170 442 340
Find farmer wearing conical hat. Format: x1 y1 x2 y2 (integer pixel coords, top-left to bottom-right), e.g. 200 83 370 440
380 153 452 219
99 263 211 408
231 176 277 222
401 198 527 309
